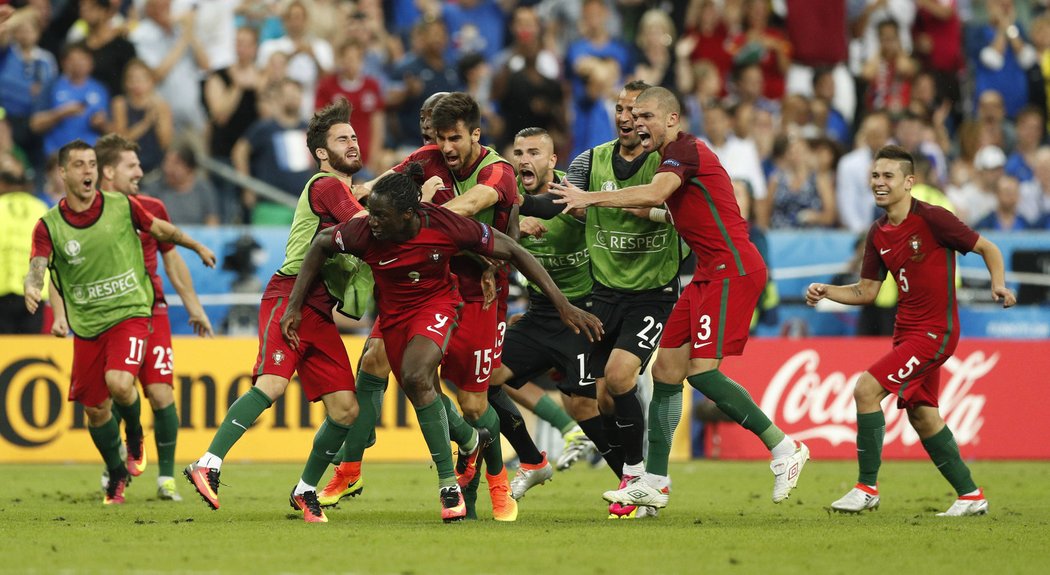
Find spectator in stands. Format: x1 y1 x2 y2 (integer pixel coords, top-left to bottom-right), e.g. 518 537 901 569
142 141 220 227
1019 146 1050 224
632 9 677 90
976 175 1031 231
848 0 915 79
703 102 768 228
728 0 790 101
78 0 136 99
727 62 779 116
782 0 852 123
565 0 631 158
442 0 507 63
974 89 1016 153
812 67 850 145
767 134 836 229
972 0 1036 119
679 0 733 91
0 7 56 172
836 111 891 233
911 155 954 210
457 52 502 144
1005 106 1045 183
130 0 210 132
257 0 333 121
0 166 48 334
188 0 239 77
386 17 460 152
110 59 172 175
204 26 261 223
30 42 108 158
860 18 917 117
681 60 722 138
232 78 312 225
949 144 1005 226
491 6 566 153
315 38 385 176
343 3 398 91
1030 14 1050 133
895 111 947 187
912 0 964 124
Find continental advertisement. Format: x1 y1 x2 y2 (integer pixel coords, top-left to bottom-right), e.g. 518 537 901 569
0 336 692 463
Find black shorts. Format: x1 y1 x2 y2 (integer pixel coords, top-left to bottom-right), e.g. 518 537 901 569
588 279 679 378
500 299 596 399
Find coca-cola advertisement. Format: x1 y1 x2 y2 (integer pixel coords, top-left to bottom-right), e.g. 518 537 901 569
711 339 1050 460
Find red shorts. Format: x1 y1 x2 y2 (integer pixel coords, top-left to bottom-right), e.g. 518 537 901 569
139 305 174 386
369 317 383 340
70 317 151 407
660 271 765 359
382 302 461 385
493 297 508 369
867 330 959 409
252 297 355 401
441 301 497 392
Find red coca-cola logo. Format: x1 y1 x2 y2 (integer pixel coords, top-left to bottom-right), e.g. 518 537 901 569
758 349 997 448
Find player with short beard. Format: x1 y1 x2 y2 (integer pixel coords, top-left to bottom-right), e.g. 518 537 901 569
185 98 369 523
551 86 809 512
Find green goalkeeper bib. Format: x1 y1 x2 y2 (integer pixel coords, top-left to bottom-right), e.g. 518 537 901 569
41 192 153 338
277 173 374 319
518 170 591 300
586 141 683 291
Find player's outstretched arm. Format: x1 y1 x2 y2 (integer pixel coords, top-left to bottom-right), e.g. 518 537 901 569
23 256 47 314
148 218 217 268
489 230 604 342
806 278 883 307
162 249 214 337
971 236 1017 308
280 228 337 348
440 184 499 217
549 172 681 211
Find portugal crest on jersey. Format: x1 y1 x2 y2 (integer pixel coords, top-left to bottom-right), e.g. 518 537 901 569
272 350 285 366
909 234 925 262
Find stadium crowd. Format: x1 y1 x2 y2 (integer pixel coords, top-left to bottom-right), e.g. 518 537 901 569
0 0 1049 230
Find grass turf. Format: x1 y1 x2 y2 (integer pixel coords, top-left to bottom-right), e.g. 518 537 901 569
1 460 1047 574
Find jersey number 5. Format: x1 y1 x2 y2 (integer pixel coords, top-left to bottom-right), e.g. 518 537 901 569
886 356 920 385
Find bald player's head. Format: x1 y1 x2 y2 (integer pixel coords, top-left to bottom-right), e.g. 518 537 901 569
635 86 681 115
420 92 450 144
632 86 682 154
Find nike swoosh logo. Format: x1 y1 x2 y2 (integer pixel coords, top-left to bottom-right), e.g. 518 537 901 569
475 376 488 384
125 358 139 365
325 450 338 456
880 248 891 255
157 441 177 447
378 258 398 266
579 378 596 386
427 326 443 336
615 421 633 428
693 341 713 349
231 419 247 430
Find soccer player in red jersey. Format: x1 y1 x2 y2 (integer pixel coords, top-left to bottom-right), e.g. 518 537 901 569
87 134 213 501
807 145 1015 516
25 140 216 505
318 91 450 508
551 86 808 510
184 98 367 523
280 165 602 522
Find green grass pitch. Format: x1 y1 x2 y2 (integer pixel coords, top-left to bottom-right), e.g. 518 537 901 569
2 460 1048 574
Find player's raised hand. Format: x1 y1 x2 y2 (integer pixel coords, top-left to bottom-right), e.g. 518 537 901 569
189 311 215 338
481 266 497 310
558 304 604 342
992 285 1016 308
548 181 592 212
805 283 826 306
196 245 217 268
280 307 303 350
51 316 69 338
421 175 447 203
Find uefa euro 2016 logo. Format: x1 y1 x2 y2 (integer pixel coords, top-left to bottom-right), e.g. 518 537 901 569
64 239 85 265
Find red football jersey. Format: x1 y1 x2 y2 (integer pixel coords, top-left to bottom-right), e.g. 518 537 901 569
861 199 979 336
330 204 495 324
135 194 176 305
656 132 766 280
394 146 516 302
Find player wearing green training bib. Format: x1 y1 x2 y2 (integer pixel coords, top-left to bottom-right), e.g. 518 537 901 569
564 81 685 519
26 139 216 506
